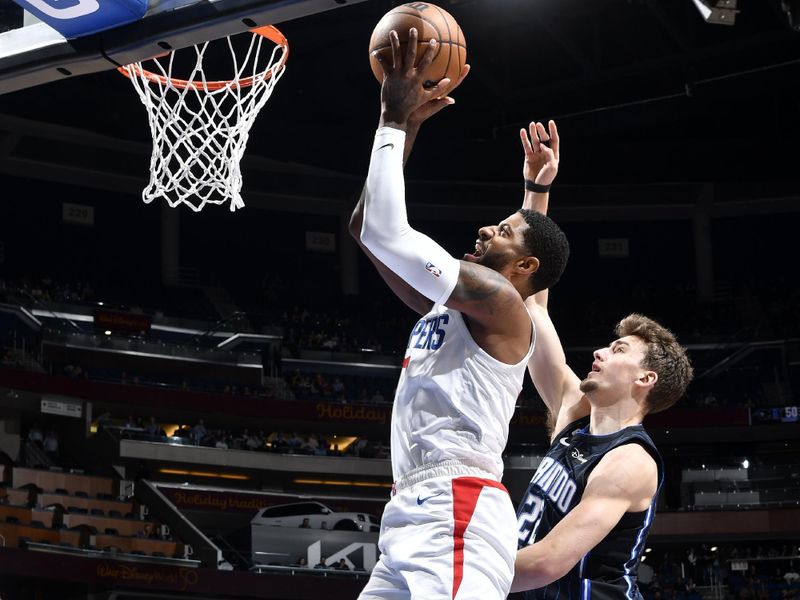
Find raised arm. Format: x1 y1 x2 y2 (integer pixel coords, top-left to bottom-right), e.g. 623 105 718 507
521 120 560 216
348 65 470 316
517 120 588 436
360 29 532 363
512 443 659 592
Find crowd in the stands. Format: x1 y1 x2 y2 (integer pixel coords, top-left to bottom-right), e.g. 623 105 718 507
1 275 797 413
643 544 800 600
101 415 389 459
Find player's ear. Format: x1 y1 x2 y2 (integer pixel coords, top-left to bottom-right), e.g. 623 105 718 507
636 370 658 390
517 256 539 275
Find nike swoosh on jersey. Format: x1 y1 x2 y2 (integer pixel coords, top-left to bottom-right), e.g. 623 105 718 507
375 142 395 152
560 437 571 447
416 491 444 505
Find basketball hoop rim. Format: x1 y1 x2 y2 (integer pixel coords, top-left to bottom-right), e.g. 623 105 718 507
117 25 289 91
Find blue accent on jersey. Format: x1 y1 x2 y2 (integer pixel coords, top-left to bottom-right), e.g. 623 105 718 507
582 579 592 600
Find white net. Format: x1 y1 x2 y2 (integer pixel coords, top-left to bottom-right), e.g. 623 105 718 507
120 27 288 212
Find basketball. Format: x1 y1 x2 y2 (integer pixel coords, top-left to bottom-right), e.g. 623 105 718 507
369 2 466 97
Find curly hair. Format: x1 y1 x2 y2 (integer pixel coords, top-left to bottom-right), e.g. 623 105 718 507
517 209 570 294
615 314 694 414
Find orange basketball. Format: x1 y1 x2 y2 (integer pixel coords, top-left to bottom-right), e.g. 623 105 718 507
369 2 466 97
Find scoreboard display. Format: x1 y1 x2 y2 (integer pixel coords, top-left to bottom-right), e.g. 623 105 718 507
751 406 800 424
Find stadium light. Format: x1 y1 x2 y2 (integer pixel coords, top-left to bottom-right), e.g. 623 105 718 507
711 546 718 552
104 330 112 335
690 0 739 25
742 458 750 469
159 468 249 480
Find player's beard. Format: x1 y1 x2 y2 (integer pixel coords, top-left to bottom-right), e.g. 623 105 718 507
479 250 509 273
579 378 599 394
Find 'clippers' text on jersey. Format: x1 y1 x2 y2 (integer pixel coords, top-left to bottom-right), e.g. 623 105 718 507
390 304 535 482
407 314 449 352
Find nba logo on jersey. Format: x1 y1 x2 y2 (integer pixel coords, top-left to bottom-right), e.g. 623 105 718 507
425 262 442 277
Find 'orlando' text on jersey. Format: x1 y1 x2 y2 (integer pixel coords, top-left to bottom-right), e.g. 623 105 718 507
516 416 664 600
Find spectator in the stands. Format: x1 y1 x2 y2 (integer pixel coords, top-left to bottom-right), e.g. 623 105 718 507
288 432 303 450
247 430 265 451
299 518 311 529
27 422 44 444
293 556 308 568
314 436 328 456
353 438 368 458
334 558 351 571
314 557 328 569
145 416 160 437
234 429 250 450
214 430 229 449
271 431 288 452
123 415 136 429
785 565 800 584
332 377 346 402
310 373 323 396
302 433 319 454
43 430 59 460
190 419 206 445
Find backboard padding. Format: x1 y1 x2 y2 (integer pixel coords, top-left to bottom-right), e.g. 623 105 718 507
0 0 368 94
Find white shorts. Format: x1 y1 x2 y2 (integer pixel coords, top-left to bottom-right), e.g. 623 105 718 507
358 460 517 600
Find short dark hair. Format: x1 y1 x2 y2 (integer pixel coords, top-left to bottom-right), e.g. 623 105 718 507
517 209 570 293
615 314 694 414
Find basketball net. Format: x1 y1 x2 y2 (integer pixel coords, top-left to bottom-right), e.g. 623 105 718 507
119 26 289 212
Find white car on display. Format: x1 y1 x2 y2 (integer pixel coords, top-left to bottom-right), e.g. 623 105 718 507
251 501 380 532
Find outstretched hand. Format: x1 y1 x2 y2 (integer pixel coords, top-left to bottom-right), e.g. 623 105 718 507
520 120 560 187
374 27 456 128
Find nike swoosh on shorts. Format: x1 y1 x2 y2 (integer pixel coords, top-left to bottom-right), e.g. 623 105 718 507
417 491 444 505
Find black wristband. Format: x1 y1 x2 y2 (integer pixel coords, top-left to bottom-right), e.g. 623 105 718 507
525 179 551 193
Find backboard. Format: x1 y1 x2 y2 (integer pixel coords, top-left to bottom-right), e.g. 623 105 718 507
0 0 368 94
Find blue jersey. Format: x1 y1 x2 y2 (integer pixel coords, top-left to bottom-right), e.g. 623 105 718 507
516 416 664 600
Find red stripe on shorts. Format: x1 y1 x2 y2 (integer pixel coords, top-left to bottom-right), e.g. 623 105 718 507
451 477 508 599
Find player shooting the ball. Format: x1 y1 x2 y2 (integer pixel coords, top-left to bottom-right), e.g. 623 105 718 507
350 27 570 600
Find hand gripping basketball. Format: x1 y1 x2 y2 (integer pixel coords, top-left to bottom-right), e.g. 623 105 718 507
376 28 452 126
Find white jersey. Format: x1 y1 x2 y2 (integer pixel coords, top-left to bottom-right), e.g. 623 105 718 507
390 304 535 481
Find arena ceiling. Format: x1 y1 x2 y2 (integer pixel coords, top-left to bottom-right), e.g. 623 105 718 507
0 0 799 213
